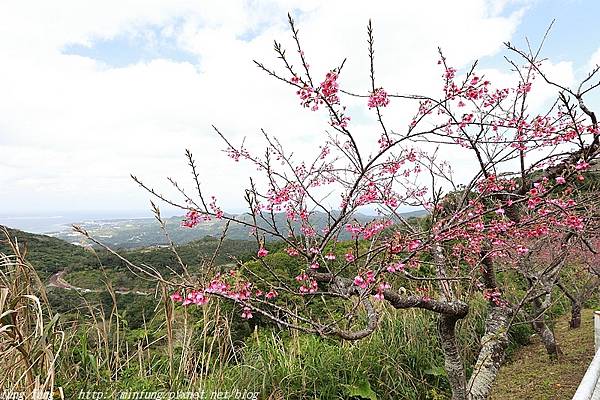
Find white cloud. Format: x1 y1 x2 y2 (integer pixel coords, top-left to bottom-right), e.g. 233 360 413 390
587 47 600 72
0 0 576 216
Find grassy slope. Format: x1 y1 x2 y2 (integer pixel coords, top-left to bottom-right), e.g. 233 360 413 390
492 309 595 400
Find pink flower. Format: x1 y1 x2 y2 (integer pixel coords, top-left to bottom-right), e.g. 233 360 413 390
192 291 209 305
353 275 365 288
310 262 320 270
345 224 363 238
265 290 278 299
319 71 340 104
354 270 375 289
345 252 355 262
170 292 182 302
386 262 405 273
517 81 532 94
325 252 336 260
209 196 223 219
368 88 390 109
182 210 201 228
556 176 566 184
285 247 300 256
241 307 253 319
182 290 209 306
407 240 421 251
295 273 309 282
516 246 529 255
374 282 391 300
257 247 269 258
576 160 590 171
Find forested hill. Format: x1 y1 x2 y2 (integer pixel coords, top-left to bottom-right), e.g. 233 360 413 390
0 226 92 277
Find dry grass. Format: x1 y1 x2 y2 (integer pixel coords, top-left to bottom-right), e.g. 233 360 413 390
0 226 239 394
0 227 63 397
491 309 596 400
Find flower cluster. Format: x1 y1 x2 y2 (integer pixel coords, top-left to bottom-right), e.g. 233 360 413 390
170 270 280 319
181 209 209 228
295 272 318 294
353 269 375 289
483 288 508 307
368 88 390 108
293 70 340 111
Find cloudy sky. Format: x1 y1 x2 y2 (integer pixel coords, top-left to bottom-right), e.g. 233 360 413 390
1 0 599 219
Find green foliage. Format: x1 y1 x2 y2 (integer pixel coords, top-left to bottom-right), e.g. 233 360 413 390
197 306 486 400
0 226 92 278
345 381 378 400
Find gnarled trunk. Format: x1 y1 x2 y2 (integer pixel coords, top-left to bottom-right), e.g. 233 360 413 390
439 314 467 400
531 298 561 358
467 306 512 400
556 281 583 329
531 318 561 357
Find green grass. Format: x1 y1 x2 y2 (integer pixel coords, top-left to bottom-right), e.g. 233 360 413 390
491 309 596 400
197 305 487 400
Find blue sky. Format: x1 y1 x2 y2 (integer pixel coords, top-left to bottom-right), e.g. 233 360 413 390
0 0 599 221
63 27 199 68
512 0 598 68
58 1 600 73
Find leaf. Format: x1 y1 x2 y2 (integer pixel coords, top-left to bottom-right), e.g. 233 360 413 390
345 381 378 400
424 366 447 377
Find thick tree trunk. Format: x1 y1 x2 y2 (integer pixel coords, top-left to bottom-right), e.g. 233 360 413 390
570 300 582 329
467 306 512 400
531 298 562 358
556 281 583 329
432 244 469 400
439 314 467 400
531 318 562 357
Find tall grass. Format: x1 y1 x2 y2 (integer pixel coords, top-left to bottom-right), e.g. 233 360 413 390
201 304 488 399
0 228 63 397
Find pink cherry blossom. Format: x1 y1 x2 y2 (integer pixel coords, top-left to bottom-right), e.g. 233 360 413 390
257 247 269 258
576 160 590 170
285 247 300 256
170 292 182 302
368 88 390 109
241 307 253 319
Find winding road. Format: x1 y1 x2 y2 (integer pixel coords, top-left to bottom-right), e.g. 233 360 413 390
47 270 149 295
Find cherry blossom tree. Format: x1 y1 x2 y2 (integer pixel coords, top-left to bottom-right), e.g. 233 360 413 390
79 16 600 400
506 179 600 358
557 235 600 329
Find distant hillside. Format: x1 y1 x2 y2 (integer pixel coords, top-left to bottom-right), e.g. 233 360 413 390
0 226 257 281
0 226 93 278
49 209 427 249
